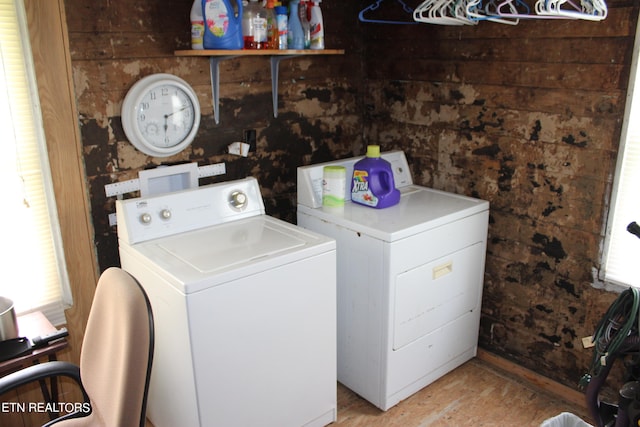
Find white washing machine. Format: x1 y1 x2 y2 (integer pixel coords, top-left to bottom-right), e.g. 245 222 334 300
297 151 489 411
116 177 337 427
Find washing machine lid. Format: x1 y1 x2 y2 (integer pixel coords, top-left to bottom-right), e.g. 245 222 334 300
121 215 335 294
297 185 489 242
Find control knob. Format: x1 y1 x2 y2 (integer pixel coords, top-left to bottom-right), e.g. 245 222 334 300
229 191 248 210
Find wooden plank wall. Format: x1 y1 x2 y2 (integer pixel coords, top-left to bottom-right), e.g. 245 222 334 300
362 0 639 391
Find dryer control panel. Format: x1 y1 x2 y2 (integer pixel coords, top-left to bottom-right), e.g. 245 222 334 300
116 177 265 244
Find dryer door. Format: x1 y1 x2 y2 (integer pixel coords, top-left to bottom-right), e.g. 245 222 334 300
393 242 484 350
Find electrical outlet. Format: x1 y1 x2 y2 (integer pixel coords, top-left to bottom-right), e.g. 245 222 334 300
244 129 256 152
582 336 595 349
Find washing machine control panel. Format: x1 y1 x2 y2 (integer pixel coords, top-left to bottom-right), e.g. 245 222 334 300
116 177 265 244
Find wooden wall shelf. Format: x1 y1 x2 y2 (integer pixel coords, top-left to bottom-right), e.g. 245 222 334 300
174 49 345 124
175 49 345 56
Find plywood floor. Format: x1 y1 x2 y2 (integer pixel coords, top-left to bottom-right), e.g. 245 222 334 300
146 357 593 427
334 358 592 427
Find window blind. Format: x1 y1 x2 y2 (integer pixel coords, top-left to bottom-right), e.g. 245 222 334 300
604 16 640 288
0 0 71 325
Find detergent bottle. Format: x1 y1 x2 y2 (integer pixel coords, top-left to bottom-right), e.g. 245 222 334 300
308 0 324 50
275 5 288 49
202 0 243 50
351 145 401 209
287 0 305 50
265 0 278 49
242 0 267 49
190 0 204 49
298 1 311 49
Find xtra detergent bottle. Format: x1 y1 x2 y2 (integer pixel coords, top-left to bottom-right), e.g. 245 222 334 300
202 0 243 50
351 145 401 209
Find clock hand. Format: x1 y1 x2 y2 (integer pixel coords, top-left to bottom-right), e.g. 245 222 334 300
163 106 189 139
164 106 189 119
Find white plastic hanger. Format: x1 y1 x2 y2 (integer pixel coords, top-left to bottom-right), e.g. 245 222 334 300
414 0 475 25
466 0 520 25
488 0 576 19
535 0 606 20
413 0 606 23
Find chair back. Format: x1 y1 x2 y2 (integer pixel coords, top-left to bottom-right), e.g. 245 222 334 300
77 267 154 427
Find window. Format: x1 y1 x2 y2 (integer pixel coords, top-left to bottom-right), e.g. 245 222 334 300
0 0 71 325
604 16 640 288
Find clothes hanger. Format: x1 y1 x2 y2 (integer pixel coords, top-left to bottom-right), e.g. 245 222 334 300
465 0 520 25
358 0 419 24
535 0 606 20
453 0 479 25
493 0 576 19
413 0 605 23
414 0 470 25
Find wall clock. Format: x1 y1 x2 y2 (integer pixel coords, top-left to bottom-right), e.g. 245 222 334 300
121 73 201 157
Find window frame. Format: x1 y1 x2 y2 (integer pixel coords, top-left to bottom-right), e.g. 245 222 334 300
23 0 99 333
601 13 640 290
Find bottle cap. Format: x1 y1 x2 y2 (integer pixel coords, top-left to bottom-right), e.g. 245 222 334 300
366 145 381 158
323 165 346 176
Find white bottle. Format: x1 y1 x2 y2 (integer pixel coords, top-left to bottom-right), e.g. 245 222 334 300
309 0 324 50
190 0 204 50
243 0 267 49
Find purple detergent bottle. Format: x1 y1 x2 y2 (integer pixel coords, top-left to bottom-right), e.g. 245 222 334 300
351 145 401 209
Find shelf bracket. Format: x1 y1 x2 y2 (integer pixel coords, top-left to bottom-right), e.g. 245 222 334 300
209 56 239 125
270 55 296 118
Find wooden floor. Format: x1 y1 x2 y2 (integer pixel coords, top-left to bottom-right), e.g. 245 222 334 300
333 358 592 427
146 357 593 426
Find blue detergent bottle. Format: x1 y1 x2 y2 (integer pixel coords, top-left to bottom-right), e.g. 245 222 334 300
351 145 401 209
202 0 243 49
287 0 305 50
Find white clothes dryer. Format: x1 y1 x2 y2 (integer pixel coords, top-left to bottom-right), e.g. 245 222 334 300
117 177 337 427
297 151 489 411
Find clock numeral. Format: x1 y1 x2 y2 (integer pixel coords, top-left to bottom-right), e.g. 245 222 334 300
139 114 146 121
150 91 157 100
161 87 169 96
141 102 150 110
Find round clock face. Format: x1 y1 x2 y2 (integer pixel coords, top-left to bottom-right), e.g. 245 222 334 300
122 74 201 157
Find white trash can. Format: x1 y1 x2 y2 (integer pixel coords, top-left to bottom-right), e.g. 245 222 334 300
540 412 592 427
